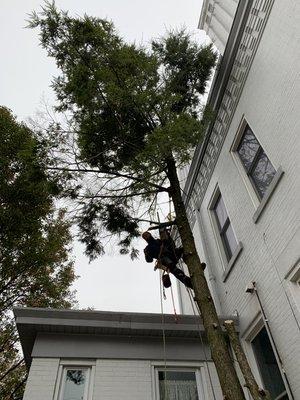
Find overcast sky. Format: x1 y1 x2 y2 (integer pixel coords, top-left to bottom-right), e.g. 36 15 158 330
1 0 206 314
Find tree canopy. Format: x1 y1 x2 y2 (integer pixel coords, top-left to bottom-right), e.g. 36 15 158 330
29 2 216 259
0 106 76 399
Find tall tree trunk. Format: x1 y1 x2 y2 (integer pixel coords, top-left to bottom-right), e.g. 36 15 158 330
166 156 245 400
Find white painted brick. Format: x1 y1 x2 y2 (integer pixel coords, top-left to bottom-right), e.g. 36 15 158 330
183 0 300 398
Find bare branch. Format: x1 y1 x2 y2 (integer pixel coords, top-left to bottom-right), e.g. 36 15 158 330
46 166 168 192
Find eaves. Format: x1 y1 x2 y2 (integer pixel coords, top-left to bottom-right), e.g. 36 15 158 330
184 0 253 206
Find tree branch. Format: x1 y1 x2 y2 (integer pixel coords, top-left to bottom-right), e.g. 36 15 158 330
79 190 161 200
147 220 176 230
224 320 271 400
45 166 168 192
0 359 24 382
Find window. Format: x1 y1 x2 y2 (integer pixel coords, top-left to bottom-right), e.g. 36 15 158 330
237 124 276 199
213 193 238 261
251 328 288 400
157 370 200 400
58 367 91 400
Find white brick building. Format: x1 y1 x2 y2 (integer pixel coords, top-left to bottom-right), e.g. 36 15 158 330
15 307 228 400
178 0 300 399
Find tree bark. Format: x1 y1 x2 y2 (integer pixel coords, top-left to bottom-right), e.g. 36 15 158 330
224 320 271 400
166 156 245 400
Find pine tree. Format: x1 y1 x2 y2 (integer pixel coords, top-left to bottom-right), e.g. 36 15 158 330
29 3 246 398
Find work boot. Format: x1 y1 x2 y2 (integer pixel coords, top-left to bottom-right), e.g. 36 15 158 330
184 276 193 289
162 274 171 288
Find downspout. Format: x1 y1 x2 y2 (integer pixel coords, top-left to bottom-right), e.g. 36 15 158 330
246 282 294 400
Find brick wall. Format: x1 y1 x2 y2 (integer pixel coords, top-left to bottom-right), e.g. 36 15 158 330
186 0 300 397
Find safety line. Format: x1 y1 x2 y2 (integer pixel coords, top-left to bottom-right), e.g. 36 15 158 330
159 269 168 400
183 268 217 400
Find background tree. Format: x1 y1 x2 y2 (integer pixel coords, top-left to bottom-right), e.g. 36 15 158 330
29 3 247 399
0 106 76 399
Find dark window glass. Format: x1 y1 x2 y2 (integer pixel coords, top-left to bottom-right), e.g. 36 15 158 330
237 126 260 172
158 370 199 400
251 151 276 198
214 194 237 260
237 125 276 198
252 328 287 399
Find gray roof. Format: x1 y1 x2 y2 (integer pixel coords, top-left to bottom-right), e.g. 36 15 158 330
14 307 237 367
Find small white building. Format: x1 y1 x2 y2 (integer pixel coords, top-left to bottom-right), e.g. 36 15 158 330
14 307 232 400
179 0 300 399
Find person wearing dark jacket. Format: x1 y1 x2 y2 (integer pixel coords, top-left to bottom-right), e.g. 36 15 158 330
142 231 193 289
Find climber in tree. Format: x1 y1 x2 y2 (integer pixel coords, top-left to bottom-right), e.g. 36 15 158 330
142 231 193 289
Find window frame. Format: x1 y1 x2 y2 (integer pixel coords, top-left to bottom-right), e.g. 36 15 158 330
54 360 95 400
236 124 276 200
251 327 288 400
151 362 206 400
213 194 236 261
231 117 284 223
208 186 243 281
242 317 290 400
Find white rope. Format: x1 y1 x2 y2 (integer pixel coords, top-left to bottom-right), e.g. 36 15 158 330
159 269 168 400
179 259 217 400
185 286 217 400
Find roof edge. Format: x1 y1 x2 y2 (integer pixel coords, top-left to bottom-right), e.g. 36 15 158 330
198 0 209 29
14 307 239 368
184 0 252 204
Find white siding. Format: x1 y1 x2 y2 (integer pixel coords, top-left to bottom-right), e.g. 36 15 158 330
93 360 152 400
23 358 222 400
23 358 60 400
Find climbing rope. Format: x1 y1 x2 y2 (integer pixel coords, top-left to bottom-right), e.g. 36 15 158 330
159 269 168 400
183 270 217 400
155 211 216 399
169 281 179 323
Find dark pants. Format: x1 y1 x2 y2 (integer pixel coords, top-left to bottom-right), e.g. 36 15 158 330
160 255 193 289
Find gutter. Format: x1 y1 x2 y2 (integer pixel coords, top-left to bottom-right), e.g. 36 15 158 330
184 0 253 205
198 0 210 30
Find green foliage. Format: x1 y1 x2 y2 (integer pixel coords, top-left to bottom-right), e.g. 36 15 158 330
29 2 217 258
0 106 76 399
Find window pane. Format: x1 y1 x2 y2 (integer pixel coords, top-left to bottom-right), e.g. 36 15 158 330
252 328 286 399
237 126 260 172
214 195 228 230
223 223 237 259
250 151 276 198
159 370 199 400
62 369 86 400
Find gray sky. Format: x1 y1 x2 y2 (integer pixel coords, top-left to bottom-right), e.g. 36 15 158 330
1 0 205 314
